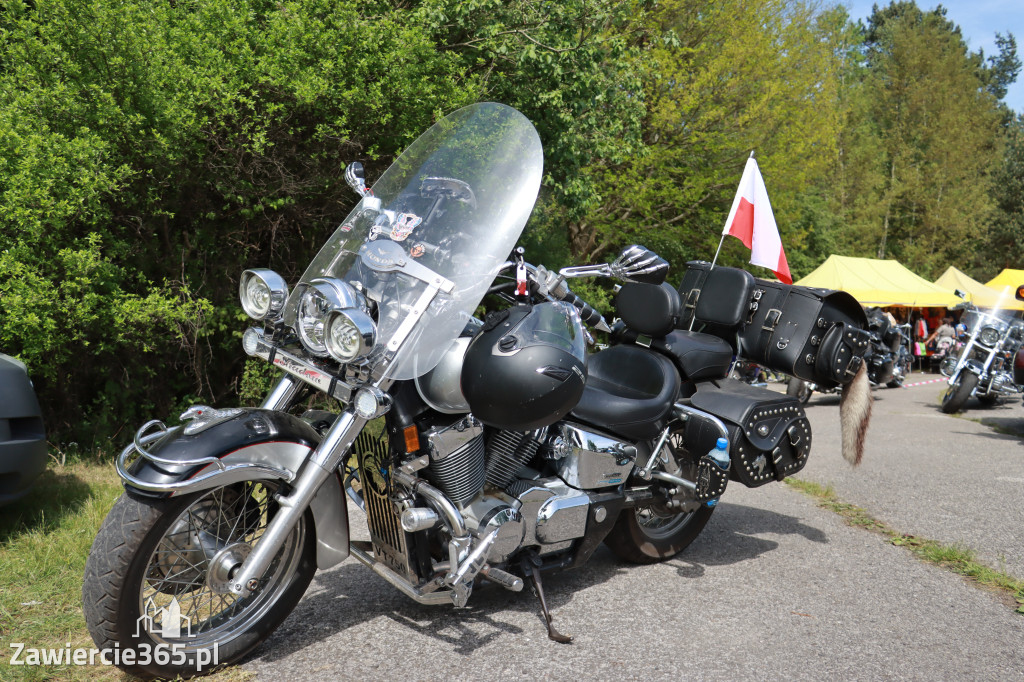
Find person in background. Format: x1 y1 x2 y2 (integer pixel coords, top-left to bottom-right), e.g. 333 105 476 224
926 316 956 355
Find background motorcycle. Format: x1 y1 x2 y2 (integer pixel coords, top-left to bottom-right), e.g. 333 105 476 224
939 293 1024 413
81 103 871 679
786 308 908 403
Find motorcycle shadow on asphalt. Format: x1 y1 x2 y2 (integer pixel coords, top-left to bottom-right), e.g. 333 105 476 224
665 501 828 579
250 554 625 662
249 503 826 664
926 396 1024 443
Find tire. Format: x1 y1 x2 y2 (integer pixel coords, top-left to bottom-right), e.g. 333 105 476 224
940 372 978 414
787 378 812 404
83 480 315 679
604 430 716 564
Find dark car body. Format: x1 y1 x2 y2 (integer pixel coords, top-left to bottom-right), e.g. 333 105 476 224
0 354 47 505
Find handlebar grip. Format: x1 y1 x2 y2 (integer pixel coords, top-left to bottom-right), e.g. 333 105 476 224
558 289 603 327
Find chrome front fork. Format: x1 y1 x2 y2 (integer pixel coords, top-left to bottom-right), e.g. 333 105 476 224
227 376 368 597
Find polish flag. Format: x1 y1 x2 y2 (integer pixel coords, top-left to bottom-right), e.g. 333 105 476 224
722 156 792 284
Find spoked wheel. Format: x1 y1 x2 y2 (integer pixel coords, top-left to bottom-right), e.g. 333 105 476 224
83 480 315 679
940 372 978 414
787 378 813 404
604 430 715 564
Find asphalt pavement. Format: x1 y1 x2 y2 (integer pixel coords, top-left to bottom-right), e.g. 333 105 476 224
244 372 1024 680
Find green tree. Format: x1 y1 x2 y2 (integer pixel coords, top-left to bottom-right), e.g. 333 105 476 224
861 2 1005 277
981 114 1024 278
561 0 845 282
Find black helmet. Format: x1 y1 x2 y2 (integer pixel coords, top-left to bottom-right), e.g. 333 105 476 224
461 302 588 430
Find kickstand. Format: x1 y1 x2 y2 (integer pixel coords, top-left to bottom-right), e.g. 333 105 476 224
522 555 573 644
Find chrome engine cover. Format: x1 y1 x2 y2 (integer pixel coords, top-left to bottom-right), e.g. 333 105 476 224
547 422 637 489
507 475 591 555
462 494 525 564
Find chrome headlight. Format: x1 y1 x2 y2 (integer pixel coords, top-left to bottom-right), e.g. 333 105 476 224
325 309 377 363
239 269 289 320
939 355 958 377
296 278 364 357
979 326 1001 346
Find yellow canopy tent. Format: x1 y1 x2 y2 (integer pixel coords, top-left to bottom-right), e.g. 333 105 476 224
985 268 1024 290
934 266 1024 310
794 255 962 307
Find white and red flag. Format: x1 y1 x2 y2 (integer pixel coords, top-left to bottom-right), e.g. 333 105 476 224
721 156 792 284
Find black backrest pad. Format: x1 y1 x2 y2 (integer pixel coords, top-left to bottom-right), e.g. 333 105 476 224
614 282 681 337
677 261 755 329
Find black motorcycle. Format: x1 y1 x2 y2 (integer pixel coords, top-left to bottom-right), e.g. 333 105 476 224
82 103 873 679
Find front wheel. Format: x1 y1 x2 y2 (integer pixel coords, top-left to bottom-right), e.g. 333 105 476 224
604 431 715 564
83 480 315 679
940 372 978 414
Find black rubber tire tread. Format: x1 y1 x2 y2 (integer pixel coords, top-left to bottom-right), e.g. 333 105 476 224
604 503 715 565
941 372 978 414
82 487 315 679
787 378 812 404
604 425 717 565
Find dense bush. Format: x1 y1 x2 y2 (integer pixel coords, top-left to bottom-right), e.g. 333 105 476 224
0 0 644 447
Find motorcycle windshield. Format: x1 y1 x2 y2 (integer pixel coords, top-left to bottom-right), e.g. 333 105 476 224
285 102 543 380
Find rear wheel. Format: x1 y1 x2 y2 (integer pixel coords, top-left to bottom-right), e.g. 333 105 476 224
787 378 812 404
940 372 978 414
605 430 715 564
83 480 315 679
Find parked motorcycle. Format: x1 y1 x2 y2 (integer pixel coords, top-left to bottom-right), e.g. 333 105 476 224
939 294 1024 413
82 103 873 679
786 308 909 403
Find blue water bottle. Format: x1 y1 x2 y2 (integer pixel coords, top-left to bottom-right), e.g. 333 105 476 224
703 437 730 507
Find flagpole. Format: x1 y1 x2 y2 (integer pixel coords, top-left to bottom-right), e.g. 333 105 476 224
711 150 755 271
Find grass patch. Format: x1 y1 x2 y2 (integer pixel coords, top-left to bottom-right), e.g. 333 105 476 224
785 477 1024 614
0 459 255 681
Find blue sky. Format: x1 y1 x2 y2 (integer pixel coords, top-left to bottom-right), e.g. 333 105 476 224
841 1 1024 113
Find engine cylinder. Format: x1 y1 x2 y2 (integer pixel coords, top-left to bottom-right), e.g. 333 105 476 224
423 434 485 508
485 429 544 489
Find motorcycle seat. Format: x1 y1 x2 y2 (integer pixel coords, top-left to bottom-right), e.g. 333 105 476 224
571 345 680 440
661 330 734 381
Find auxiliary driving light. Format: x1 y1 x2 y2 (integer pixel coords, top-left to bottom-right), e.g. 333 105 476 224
325 309 377 363
239 269 289 321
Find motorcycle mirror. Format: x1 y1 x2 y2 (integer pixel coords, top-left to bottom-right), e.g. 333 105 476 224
1016 285 1024 302
610 245 669 285
345 161 369 197
954 289 967 300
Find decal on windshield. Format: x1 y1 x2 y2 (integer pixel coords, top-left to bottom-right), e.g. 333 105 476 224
390 213 422 241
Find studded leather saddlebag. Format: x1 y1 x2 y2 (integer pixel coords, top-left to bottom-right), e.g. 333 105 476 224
739 279 870 388
685 379 812 488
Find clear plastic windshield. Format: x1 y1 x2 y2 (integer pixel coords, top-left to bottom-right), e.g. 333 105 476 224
284 102 543 380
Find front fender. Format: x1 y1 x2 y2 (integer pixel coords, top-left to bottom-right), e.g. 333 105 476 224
121 408 349 569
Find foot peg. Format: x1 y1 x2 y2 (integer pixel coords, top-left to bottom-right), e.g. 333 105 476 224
481 565 523 592
522 555 572 644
